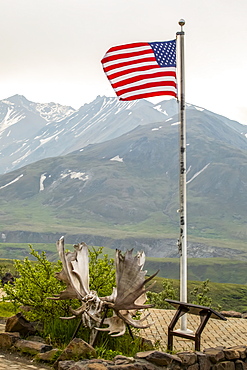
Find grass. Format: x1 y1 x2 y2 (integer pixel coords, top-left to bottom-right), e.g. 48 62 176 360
0 301 16 318
0 244 116 261
0 301 154 357
0 194 247 253
147 277 247 313
44 317 155 358
145 257 247 284
43 317 82 348
0 244 59 261
0 193 247 259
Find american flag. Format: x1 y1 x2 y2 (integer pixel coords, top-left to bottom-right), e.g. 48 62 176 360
101 39 177 101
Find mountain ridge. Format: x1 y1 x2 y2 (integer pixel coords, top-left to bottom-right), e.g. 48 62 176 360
0 94 246 174
0 95 246 258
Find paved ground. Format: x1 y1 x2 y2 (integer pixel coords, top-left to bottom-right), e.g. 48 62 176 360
141 309 247 352
0 309 247 369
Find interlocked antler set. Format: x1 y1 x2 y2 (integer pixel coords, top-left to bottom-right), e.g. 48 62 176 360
48 237 158 337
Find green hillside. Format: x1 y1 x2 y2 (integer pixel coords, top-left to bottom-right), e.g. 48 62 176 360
150 277 247 313
145 257 247 284
0 109 246 256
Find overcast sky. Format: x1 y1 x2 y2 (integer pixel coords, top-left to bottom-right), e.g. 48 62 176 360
0 0 246 124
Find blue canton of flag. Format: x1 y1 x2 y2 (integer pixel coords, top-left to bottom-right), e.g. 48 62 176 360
149 40 176 67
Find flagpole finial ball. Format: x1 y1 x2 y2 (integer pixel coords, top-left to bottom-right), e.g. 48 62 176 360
179 19 185 26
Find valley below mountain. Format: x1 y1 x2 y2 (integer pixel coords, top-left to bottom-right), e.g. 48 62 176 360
1 230 246 260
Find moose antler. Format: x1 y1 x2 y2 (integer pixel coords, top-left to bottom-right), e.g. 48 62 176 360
108 249 157 312
48 239 157 337
49 237 90 301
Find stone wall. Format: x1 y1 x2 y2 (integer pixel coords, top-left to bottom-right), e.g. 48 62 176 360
1 331 247 369
56 347 247 369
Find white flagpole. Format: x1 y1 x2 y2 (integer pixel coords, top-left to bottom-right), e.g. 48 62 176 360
177 19 188 332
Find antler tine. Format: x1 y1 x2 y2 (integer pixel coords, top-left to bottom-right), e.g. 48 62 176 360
116 310 153 329
49 242 157 337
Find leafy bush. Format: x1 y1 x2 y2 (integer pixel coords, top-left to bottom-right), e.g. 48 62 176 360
3 246 71 323
147 279 178 309
89 246 115 297
189 279 222 310
3 245 157 355
0 301 16 318
147 278 222 311
0 264 7 281
3 245 116 341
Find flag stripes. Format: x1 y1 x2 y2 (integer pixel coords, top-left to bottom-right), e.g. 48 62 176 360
101 41 177 100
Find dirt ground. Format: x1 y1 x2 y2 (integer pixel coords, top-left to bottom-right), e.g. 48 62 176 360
0 348 52 369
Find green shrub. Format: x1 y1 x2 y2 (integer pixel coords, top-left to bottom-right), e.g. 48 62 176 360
147 279 178 309
89 246 115 297
0 264 7 281
189 279 222 310
3 244 116 346
147 278 221 311
0 301 16 318
3 246 71 324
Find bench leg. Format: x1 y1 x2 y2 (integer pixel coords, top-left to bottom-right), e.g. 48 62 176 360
167 330 173 351
195 334 201 351
194 310 212 352
167 306 189 352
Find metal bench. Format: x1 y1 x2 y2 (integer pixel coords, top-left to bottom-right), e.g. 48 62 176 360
165 299 227 351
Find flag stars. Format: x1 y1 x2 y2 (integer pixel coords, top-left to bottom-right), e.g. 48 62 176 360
150 40 176 67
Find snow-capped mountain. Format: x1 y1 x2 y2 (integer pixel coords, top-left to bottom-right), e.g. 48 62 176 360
1 94 246 175
0 95 75 173
0 95 246 257
0 94 174 173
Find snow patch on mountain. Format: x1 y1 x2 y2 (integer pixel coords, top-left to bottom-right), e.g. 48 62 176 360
187 165 192 174
12 150 32 165
2 100 15 106
0 107 25 133
153 105 168 115
70 172 89 180
60 171 89 181
35 103 75 122
110 155 123 162
194 106 204 112
40 129 64 145
10 143 28 157
0 174 23 190
152 126 162 131
187 163 210 184
40 174 47 191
